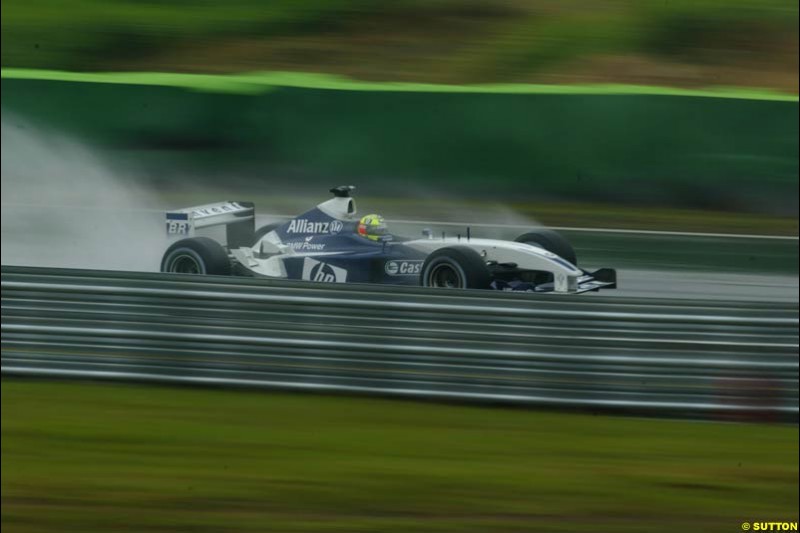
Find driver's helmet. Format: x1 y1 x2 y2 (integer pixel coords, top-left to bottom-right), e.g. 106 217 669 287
357 214 388 241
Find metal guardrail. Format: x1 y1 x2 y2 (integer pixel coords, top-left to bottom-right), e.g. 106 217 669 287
2 266 798 418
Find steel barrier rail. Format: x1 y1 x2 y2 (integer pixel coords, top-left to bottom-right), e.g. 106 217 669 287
1 266 797 418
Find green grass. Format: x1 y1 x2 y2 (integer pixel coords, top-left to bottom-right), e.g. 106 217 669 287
2 68 797 100
2 380 798 532
2 1 797 93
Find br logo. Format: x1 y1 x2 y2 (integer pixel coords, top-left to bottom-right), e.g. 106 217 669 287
302 257 347 283
385 261 400 276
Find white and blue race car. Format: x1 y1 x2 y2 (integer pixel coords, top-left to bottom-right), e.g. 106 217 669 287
161 186 616 293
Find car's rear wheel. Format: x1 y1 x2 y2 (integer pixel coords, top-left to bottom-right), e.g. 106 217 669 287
161 237 231 276
421 246 491 289
515 229 577 266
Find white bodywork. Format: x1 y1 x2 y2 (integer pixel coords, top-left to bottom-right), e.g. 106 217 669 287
402 237 584 292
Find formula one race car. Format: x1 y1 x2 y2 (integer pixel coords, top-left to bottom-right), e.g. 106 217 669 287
161 186 616 293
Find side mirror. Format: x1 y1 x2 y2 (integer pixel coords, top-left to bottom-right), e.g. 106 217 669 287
422 228 433 239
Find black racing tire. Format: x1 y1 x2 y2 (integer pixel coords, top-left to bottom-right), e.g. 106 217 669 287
160 237 231 276
421 246 491 290
251 222 282 246
514 229 577 266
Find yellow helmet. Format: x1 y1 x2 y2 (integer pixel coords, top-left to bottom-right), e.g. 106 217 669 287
357 214 388 241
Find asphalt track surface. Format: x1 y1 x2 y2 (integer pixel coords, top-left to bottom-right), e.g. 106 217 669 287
1 203 797 302
609 269 797 302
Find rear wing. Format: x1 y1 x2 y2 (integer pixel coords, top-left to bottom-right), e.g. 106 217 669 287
166 201 255 247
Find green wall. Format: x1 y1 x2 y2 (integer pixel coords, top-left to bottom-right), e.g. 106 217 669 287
2 78 797 212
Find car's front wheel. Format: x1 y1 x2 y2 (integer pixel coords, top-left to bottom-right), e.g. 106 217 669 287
161 237 231 275
421 246 491 289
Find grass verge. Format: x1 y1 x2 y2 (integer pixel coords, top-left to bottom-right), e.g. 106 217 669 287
2 379 798 532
